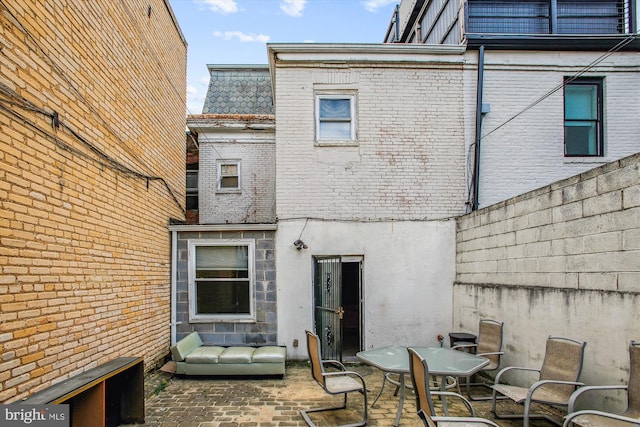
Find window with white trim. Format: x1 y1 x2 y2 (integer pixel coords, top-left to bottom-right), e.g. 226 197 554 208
315 94 356 143
217 160 240 191
188 239 255 321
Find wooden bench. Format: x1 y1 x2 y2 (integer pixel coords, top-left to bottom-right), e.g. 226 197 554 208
21 357 144 427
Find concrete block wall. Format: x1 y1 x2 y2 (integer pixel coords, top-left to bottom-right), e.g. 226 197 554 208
174 229 277 346
0 0 186 402
274 57 468 221
455 152 640 408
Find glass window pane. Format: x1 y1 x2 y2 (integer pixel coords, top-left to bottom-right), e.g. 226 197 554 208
186 194 198 210
186 171 198 190
565 122 597 155
196 281 250 314
320 99 351 119
221 176 239 188
196 245 248 270
221 164 238 176
565 85 596 120
319 122 352 139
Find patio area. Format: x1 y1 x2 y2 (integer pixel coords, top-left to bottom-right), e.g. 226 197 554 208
123 362 563 427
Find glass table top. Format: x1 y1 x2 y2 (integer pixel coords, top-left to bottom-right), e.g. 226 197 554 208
356 345 489 376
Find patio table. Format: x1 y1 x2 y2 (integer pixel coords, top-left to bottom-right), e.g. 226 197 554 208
356 345 489 426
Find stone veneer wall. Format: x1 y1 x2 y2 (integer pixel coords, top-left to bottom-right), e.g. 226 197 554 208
455 152 640 410
174 229 277 345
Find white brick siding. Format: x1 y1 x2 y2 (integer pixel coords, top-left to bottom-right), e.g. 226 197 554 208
273 51 468 221
199 132 275 224
464 50 640 208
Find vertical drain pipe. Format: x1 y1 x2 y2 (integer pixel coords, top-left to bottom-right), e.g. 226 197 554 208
472 45 485 211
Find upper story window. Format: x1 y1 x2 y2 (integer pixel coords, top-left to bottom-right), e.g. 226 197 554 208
217 160 240 192
188 239 255 322
564 77 604 157
315 94 357 144
186 168 198 210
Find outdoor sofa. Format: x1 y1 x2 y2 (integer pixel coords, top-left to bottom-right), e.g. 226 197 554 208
170 331 286 376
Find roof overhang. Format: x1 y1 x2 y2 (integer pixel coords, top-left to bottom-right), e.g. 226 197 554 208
465 34 640 51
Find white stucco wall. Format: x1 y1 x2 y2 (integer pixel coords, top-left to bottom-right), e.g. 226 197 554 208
278 219 457 360
463 50 640 209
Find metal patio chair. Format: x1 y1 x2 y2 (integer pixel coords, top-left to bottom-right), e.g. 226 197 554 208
563 340 640 427
452 319 504 400
491 336 587 427
301 330 368 427
409 347 499 426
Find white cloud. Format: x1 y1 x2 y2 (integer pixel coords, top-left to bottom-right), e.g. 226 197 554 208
195 0 238 14
361 0 396 13
280 0 306 17
213 30 270 43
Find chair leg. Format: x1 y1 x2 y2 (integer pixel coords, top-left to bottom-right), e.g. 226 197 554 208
371 372 389 406
491 394 563 426
301 390 368 427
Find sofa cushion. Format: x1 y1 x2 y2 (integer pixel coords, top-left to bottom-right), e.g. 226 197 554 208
252 346 286 363
184 346 226 364
170 332 203 362
219 347 255 364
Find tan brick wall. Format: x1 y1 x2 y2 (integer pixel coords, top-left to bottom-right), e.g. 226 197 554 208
0 0 186 402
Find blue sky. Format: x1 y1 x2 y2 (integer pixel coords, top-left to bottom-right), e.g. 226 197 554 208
168 0 398 114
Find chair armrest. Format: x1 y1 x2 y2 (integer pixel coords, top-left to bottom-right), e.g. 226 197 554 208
567 384 628 412
322 359 346 371
476 351 504 357
563 409 640 427
433 415 500 426
322 370 367 389
494 366 540 385
527 379 585 403
451 343 477 351
431 391 476 417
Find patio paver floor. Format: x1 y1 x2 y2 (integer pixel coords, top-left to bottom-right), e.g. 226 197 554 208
123 362 562 427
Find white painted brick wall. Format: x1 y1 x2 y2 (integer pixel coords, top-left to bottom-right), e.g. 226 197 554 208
199 137 275 224
274 63 468 220
463 51 640 209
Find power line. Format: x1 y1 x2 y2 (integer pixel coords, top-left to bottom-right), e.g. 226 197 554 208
480 32 640 140
0 84 186 216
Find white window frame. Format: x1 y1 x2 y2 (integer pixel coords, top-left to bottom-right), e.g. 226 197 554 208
217 160 241 193
187 239 255 322
315 93 357 145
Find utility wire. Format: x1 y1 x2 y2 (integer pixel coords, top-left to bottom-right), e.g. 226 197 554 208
480 32 640 140
0 0 167 176
0 84 186 216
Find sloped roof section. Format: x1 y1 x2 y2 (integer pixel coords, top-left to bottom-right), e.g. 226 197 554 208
202 65 273 115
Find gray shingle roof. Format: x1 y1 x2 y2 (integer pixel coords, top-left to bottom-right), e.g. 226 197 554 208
201 65 273 115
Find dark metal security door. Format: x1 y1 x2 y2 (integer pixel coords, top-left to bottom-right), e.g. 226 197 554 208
314 256 343 360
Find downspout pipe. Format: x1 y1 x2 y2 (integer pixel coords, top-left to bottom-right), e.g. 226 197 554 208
171 230 177 345
472 45 485 211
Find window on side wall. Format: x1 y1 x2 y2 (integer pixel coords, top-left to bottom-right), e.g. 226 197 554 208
217 160 240 192
315 94 356 144
564 77 603 157
186 169 198 210
188 239 255 321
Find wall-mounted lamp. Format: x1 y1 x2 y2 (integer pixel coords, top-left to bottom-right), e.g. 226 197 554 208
293 239 308 250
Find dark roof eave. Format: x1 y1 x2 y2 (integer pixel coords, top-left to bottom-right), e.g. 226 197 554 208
465 34 640 51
